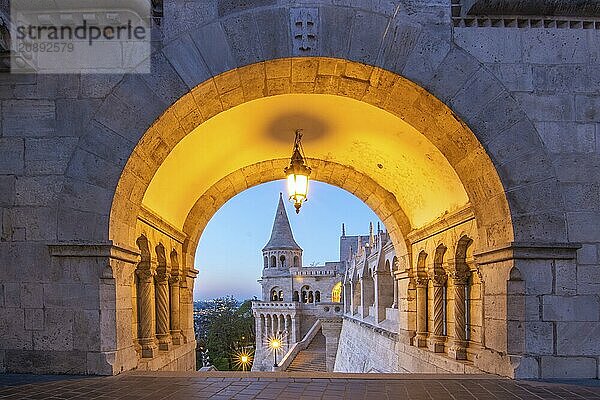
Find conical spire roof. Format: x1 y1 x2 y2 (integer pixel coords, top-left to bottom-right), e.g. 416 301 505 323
263 193 302 251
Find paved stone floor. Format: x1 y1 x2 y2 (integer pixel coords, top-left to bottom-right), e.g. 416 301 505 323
0 372 599 400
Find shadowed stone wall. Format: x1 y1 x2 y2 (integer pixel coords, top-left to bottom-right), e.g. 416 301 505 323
0 0 598 377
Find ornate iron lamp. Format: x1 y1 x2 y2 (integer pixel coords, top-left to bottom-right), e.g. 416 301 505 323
284 129 311 214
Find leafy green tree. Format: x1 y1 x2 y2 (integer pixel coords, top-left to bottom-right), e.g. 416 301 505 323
204 297 255 370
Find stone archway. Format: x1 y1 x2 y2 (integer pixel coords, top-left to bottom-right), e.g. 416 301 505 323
49 49 575 378
1 0 593 380
96 56 527 377
107 57 515 249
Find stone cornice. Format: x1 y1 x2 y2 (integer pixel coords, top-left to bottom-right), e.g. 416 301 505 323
474 242 581 265
139 206 188 244
186 268 199 278
406 205 474 245
48 241 140 264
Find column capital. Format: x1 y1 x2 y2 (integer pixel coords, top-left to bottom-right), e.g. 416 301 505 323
155 271 170 283
431 273 447 286
136 267 156 281
415 276 429 287
450 270 470 285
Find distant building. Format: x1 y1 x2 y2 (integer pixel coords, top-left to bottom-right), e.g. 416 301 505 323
251 194 346 371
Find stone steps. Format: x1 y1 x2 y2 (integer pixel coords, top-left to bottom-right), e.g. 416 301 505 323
286 331 327 372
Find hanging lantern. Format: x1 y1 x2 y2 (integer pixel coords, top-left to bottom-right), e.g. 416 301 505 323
284 129 311 214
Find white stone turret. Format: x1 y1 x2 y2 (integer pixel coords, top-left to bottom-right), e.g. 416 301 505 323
262 193 303 272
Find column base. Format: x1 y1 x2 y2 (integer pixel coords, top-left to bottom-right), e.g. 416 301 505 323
428 335 446 353
415 333 428 348
170 330 183 345
448 341 467 360
398 329 415 345
140 338 158 358
157 334 173 351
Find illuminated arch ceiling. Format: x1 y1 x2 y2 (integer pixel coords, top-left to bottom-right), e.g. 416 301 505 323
142 94 469 232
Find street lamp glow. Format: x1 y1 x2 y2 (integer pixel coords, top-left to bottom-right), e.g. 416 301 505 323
284 129 311 214
269 338 281 350
233 349 253 372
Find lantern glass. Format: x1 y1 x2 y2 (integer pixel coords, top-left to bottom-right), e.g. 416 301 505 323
287 173 308 201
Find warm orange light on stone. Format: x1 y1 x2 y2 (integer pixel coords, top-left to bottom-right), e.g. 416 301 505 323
143 94 468 230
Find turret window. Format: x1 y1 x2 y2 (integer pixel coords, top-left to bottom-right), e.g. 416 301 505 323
270 255 277 268
280 255 286 268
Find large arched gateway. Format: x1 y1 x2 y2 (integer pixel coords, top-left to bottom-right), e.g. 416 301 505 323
0 0 597 380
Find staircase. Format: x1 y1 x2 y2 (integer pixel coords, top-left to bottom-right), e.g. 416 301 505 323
286 329 327 372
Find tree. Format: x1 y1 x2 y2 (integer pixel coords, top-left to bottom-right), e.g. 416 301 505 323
204 297 256 370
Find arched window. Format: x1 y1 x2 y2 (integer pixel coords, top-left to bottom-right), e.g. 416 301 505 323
308 291 314 303
264 256 268 268
293 256 299 267
301 290 307 303
315 291 321 303
280 255 286 268
271 289 278 301
331 282 342 303
293 291 299 302
278 290 283 301
456 235 475 347
270 255 276 268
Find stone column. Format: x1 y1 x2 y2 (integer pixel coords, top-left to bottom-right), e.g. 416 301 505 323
392 273 399 309
321 318 343 372
291 316 298 343
155 269 172 351
284 315 290 345
256 314 263 346
430 273 447 353
169 274 183 345
266 314 272 337
392 258 400 309
449 270 470 360
415 277 429 347
136 268 158 358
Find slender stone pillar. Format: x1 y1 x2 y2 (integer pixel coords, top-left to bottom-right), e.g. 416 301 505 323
392 258 400 309
169 274 182 345
284 315 290 345
256 314 263 348
266 314 272 337
136 268 158 358
155 271 172 351
321 318 343 372
449 270 470 360
291 316 298 343
415 277 429 347
430 273 447 353
392 273 399 309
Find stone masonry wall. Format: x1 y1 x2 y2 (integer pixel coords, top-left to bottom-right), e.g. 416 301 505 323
0 0 599 377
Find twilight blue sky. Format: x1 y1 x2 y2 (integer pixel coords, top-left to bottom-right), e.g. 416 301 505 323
193 180 382 301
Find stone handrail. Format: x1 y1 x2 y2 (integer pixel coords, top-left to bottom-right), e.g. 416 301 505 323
252 301 300 310
273 319 322 372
